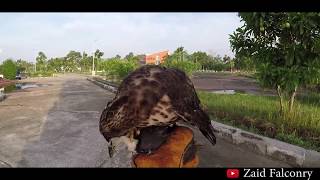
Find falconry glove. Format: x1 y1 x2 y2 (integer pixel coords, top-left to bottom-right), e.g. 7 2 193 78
132 125 199 168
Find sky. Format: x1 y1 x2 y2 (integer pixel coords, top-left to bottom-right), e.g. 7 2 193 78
0 13 243 62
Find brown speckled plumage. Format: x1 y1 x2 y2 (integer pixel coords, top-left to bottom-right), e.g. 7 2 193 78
99 65 216 153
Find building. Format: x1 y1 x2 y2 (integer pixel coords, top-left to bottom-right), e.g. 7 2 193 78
144 50 169 65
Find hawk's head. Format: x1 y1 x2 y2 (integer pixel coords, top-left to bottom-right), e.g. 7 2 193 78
99 96 131 157
99 99 128 141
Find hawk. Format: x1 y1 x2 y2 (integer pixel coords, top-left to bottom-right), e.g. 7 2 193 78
99 65 216 157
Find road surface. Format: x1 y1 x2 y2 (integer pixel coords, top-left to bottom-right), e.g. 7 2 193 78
0 74 290 167
192 72 275 96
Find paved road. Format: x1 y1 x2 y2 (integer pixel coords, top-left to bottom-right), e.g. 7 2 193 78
192 72 275 96
0 74 290 167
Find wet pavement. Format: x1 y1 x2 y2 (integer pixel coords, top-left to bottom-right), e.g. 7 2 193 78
192 73 276 96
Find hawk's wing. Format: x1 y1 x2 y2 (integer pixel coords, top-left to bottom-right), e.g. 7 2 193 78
163 68 201 116
161 68 216 145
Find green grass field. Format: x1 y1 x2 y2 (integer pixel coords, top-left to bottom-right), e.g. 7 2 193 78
198 91 320 151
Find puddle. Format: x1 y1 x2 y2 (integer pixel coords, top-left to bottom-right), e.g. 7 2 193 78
209 89 276 96
1 83 49 93
211 90 246 94
15 83 49 90
1 82 50 102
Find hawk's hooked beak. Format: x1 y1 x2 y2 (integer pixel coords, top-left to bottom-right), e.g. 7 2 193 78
107 140 115 158
108 146 115 158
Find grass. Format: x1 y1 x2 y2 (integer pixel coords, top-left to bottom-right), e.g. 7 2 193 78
296 92 320 107
193 71 257 80
198 91 320 152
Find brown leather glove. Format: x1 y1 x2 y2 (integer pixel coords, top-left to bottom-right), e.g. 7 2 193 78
132 126 199 168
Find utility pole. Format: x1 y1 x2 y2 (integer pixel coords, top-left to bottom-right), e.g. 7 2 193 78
91 39 98 76
34 50 37 72
92 52 95 76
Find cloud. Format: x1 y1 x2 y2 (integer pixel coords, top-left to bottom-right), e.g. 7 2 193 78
0 48 2 54
0 13 242 61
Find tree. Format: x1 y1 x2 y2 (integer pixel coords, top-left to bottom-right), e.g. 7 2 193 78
163 58 200 76
115 55 121 60
36 51 47 72
94 49 104 71
124 52 140 66
102 57 138 80
230 12 320 114
222 55 231 64
2 59 17 80
190 51 211 70
94 49 104 59
234 56 255 72
47 58 64 72
173 47 189 61
80 52 92 72
125 52 134 60
16 59 26 73
16 59 34 73
163 47 200 76
65 50 82 72
223 55 235 72
189 52 230 71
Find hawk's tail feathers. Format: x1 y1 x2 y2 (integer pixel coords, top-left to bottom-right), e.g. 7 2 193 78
196 109 217 146
199 124 216 146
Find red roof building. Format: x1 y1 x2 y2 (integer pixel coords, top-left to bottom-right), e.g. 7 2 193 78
144 50 169 65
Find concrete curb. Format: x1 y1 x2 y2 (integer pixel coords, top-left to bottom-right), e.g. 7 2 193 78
211 121 320 167
87 77 320 167
87 78 118 94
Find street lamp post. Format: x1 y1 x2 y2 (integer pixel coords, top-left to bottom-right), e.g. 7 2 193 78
92 52 95 76
91 39 98 76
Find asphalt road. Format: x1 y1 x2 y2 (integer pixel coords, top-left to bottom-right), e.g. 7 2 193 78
0 74 290 167
192 72 275 96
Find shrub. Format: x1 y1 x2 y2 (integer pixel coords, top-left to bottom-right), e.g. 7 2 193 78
1 59 17 80
28 71 53 77
103 59 138 80
162 59 200 76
